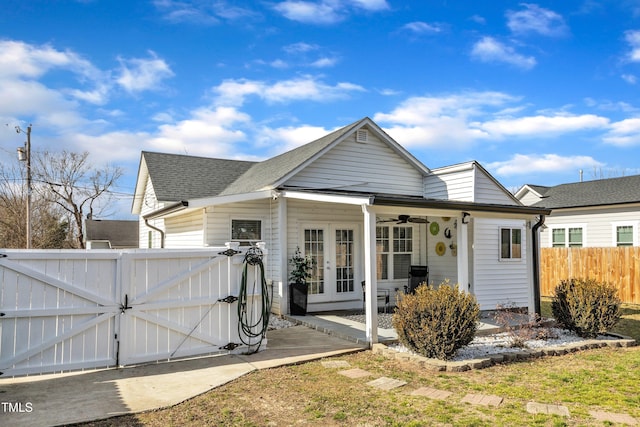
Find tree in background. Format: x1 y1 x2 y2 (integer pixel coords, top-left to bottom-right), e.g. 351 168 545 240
0 162 73 248
34 150 123 249
0 150 122 249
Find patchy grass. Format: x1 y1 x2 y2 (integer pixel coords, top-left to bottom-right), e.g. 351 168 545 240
541 297 640 342
76 300 640 427
80 345 640 427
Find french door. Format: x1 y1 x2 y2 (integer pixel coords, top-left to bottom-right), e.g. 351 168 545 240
302 224 359 303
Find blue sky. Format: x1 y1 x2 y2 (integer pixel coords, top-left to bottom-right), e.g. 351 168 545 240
2 1 640 219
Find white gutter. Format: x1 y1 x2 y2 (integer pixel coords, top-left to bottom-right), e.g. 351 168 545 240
281 190 373 206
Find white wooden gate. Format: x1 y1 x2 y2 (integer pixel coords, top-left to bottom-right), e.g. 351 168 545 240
0 245 268 377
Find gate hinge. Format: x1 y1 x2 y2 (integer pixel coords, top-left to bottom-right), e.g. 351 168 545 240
220 342 240 351
0 312 5 317
218 248 241 257
217 295 238 304
0 253 7 258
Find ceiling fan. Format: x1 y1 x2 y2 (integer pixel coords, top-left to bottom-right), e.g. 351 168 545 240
377 214 429 224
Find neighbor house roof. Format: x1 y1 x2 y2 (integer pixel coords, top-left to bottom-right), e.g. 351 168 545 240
529 175 640 209
85 220 139 248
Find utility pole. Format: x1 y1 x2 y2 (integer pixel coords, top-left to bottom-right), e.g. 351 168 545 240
16 124 32 249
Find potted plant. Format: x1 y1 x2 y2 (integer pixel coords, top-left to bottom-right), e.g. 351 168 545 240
288 247 315 315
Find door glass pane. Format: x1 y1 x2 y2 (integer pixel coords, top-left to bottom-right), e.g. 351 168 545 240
335 229 354 293
304 229 324 295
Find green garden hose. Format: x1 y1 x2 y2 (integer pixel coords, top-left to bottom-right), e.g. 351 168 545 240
237 246 271 353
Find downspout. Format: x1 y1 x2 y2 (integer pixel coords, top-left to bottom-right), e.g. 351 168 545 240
531 215 545 316
145 219 165 248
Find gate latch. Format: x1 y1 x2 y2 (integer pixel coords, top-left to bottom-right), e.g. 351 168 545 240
120 294 132 313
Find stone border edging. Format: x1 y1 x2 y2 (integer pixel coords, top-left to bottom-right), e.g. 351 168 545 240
372 334 637 371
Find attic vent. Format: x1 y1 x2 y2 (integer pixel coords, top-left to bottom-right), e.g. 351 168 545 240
356 129 368 143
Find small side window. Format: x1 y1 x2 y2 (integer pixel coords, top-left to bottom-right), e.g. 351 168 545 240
500 228 522 260
231 219 262 245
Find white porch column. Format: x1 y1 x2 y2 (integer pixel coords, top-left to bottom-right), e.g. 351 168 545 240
456 215 470 293
278 197 288 315
362 204 378 345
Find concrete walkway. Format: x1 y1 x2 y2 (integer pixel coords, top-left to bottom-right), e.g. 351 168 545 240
0 326 366 427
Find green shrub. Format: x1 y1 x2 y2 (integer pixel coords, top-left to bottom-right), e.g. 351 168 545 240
392 281 480 360
551 278 621 338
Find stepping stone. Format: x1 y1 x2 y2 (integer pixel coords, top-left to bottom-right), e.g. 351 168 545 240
321 360 351 368
411 387 453 400
367 377 407 390
461 393 504 407
338 368 372 378
590 410 638 425
526 402 570 417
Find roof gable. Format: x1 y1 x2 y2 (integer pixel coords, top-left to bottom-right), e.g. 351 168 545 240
529 175 640 209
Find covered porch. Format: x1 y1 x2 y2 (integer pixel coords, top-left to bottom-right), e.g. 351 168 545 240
280 190 550 346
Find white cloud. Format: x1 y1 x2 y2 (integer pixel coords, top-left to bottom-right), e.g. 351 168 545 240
0 40 100 80
256 124 330 152
310 56 339 68
374 91 518 147
148 107 250 157
350 0 389 11
477 114 610 138
471 36 536 69
622 73 637 84
116 51 174 93
401 21 444 35
487 154 603 176
283 42 319 54
273 0 388 24
603 117 640 146
625 30 640 62
373 91 618 150
212 76 365 106
506 4 569 37
273 1 342 24
152 0 258 25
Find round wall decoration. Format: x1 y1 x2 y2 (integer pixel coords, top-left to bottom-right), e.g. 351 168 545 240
435 242 446 256
430 222 440 236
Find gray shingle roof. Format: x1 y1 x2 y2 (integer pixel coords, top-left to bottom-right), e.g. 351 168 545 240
142 152 256 201
530 175 640 209
85 220 139 248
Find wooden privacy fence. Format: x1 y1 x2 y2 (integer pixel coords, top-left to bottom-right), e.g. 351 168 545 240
0 244 269 377
540 247 640 304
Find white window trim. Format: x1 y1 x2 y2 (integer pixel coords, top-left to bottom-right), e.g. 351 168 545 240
549 224 587 248
499 227 523 262
612 221 639 247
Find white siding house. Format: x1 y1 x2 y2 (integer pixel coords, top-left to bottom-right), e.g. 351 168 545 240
132 117 550 343
516 176 640 248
